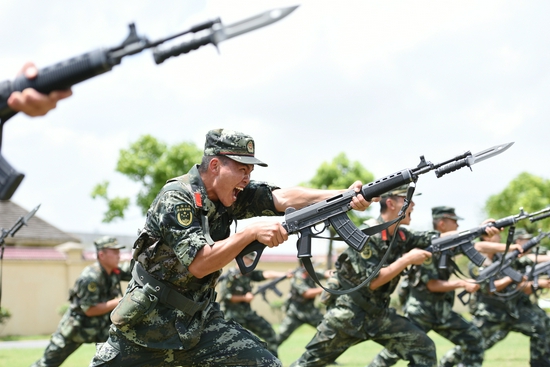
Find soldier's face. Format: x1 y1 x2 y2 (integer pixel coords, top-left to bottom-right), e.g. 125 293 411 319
99 248 121 272
213 158 254 207
439 218 459 233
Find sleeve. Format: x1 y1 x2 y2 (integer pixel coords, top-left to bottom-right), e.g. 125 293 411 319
417 254 440 285
152 189 209 268
251 270 267 282
405 229 439 251
75 271 102 312
232 181 283 219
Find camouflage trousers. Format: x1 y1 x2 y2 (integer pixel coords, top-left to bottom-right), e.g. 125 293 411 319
369 310 484 367
290 304 436 367
30 331 83 367
89 318 281 367
277 304 324 346
442 305 550 367
226 310 279 357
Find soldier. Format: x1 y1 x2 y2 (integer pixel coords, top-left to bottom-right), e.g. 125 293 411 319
290 186 438 367
218 253 290 357
291 190 503 367
30 236 131 367
444 229 550 367
276 260 333 347
370 206 484 367
91 128 372 367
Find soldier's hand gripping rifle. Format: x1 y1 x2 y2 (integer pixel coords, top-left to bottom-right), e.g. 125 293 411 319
0 204 40 307
236 142 514 276
0 6 298 201
456 212 550 304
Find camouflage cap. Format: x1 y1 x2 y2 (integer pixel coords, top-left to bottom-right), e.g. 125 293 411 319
204 128 267 167
513 228 533 241
93 236 124 250
432 206 463 221
380 184 422 198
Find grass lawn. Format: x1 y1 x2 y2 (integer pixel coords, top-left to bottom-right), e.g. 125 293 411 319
0 326 530 367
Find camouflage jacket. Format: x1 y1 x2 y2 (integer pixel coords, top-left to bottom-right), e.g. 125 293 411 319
60 261 131 343
405 252 456 323
219 267 266 316
335 217 437 312
115 165 282 349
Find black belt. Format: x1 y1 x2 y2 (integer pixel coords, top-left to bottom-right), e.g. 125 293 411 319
132 263 213 317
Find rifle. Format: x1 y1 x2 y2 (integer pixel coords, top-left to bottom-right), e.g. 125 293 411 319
253 269 298 304
236 142 514 276
0 5 298 200
0 204 40 307
525 260 550 291
457 224 550 304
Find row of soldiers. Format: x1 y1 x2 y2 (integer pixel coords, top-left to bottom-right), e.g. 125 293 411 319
217 192 550 367
23 129 550 366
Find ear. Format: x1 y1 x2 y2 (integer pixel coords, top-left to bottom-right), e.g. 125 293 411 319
209 157 221 173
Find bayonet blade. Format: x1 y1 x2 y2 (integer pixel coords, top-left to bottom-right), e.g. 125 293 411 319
471 142 514 165
212 5 298 44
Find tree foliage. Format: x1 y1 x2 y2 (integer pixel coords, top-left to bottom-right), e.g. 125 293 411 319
485 172 550 234
303 152 375 267
91 134 202 222
303 152 375 226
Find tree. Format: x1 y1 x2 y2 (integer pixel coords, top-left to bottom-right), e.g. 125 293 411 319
303 152 375 268
485 172 550 238
92 134 202 222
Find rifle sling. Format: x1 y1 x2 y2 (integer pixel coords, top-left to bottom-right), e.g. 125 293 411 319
301 216 404 296
132 263 212 317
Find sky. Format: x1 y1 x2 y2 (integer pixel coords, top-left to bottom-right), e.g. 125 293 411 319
1 1 550 255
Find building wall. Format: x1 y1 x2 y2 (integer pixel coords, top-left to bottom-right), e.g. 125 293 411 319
1 255 305 336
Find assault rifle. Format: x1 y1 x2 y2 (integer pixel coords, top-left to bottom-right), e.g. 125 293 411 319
525 259 550 291
456 221 550 304
0 204 40 307
236 142 513 275
0 6 298 200
253 268 298 304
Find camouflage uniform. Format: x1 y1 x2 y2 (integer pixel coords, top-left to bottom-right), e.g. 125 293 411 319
91 129 283 367
443 255 550 367
371 252 484 367
291 216 439 367
277 266 326 346
218 267 279 356
31 237 130 367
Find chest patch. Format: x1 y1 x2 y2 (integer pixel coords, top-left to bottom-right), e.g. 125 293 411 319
175 203 193 227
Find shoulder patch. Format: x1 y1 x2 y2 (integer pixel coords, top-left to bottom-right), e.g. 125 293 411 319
175 203 194 227
423 257 433 265
87 282 98 293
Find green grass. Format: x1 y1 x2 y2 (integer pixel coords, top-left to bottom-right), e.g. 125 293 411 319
0 327 530 367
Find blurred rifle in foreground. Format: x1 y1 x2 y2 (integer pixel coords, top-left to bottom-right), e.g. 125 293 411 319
0 5 298 200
